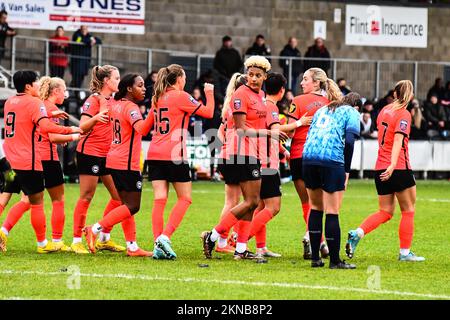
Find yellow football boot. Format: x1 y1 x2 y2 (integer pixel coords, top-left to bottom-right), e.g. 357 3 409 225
95 239 126 252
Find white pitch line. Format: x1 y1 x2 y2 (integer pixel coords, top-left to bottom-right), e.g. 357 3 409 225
0 270 448 300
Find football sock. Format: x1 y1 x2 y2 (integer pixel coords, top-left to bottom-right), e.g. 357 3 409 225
308 209 323 261
249 208 273 239
121 215 136 243
236 220 251 243
400 248 410 256
30 204 47 243
210 228 220 242
152 198 167 241
360 210 392 236
162 197 192 238
255 225 266 249
51 200 65 242
399 211 414 251
325 214 341 265
2 200 30 232
101 199 122 234
302 202 311 227
37 239 48 247
73 199 90 238
98 205 132 234
214 211 239 236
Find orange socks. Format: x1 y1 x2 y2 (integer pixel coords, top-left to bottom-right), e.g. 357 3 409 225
399 211 414 249
302 202 311 227
101 199 122 234
121 215 136 243
163 198 191 238
360 210 392 235
152 198 167 241
30 204 46 242
51 200 65 241
236 220 251 243
255 225 266 249
99 205 132 231
215 211 239 235
73 199 90 238
2 201 30 232
249 208 274 239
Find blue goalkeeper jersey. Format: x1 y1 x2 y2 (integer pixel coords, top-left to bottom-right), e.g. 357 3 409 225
302 105 360 167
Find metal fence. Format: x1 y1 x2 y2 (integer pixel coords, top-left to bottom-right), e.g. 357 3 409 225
2 35 449 100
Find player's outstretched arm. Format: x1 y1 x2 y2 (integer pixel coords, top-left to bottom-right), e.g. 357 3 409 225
193 83 215 119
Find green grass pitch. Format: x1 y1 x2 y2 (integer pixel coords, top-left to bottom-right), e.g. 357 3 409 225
0 180 449 300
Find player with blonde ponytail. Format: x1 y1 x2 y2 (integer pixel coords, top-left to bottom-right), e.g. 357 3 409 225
347 80 424 262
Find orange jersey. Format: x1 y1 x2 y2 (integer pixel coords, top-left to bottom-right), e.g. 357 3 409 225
288 93 329 159
218 106 235 160
260 100 280 170
38 100 60 161
3 94 50 170
106 99 143 171
229 85 267 159
76 95 112 157
375 104 411 170
147 88 206 161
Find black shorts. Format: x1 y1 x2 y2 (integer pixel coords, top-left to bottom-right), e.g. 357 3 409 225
290 158 304 181
217 162 240 185
147 160 191 182
76 152 109 176
260 170 282 199
226 155 261 183
4 170 45 195
42 160 64 189
110 169 143 192
375 170 416 195
302 164 346 193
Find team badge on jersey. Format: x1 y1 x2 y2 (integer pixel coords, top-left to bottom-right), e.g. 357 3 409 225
130 110 140 120
289 103 296 114
39 105 48 117
91 165 99 174
400 120 408 132
189 95 201 107
272 111 279 120
234 99 241 110
252 169 260 178
136 181 142 190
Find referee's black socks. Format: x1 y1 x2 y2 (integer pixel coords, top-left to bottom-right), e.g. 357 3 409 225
308 209 323 261
325 214 341 265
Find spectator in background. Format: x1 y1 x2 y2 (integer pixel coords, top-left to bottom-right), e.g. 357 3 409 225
188 87 205 137
279 37 302 95
213 36 243 97
49 26 70 79
409 99 427 140
424 93 448 139
143 70 158 108
284 89 294 103
441 81 450 106
245 34 271 60
362 100 377 134
337 78 351 96
303 37 331 75
360 111 377 139
0 10 16 66
70 25 102 88
427 78 445 101
374 89 394 115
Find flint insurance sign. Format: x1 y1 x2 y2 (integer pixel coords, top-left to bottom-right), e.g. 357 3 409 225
0 0 145 34
345 5 427 48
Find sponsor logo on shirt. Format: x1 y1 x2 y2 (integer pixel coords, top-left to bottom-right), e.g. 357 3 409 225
400 120 408 132
234 99 241 110
130 110 140 120
189 95 201 107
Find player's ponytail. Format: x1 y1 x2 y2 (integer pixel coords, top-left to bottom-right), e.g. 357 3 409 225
306 67 342 102
222 73 246 119
90 64 118 93
392 80 414 110
151 64 184 108
38 76 65 101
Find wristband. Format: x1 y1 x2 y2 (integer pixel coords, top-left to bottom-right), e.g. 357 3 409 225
295 119 303 128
